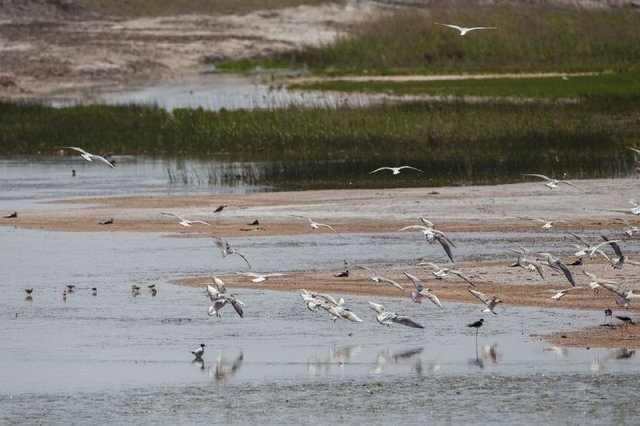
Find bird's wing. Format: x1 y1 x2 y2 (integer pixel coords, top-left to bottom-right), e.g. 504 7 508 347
398 166 424 173
600 282 626 298
420 218 435 228
392 315 424 329
368 301 386 314
522 173 550 181
191 220 212 226
434 231 456 248
212 276 226 292
233 250 252 270
63 146 89 155
399 225 429 231
627 147 640 155
468 288 491 305
423 289 443 309
601 235 623 258
582 270 597 281
555 261 577 286
211 236 230 251
318 223 338 232
355 264 374 273
434 22 464 31
450 270 475 286
559 180 584 191
569 232 589 246
378 276 404 290
437 237 454 262
418 261 439 270
468 26 498 31
230 299 244 318
369 167 391 174
237 272 260 278
206 284 219 300
529 259 546 280
404 272 424 291
161 212 183 220
91 154 116 168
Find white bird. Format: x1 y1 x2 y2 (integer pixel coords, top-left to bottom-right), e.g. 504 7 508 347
320 303 363 323
191 343 206 359
549 286 585 300
418 262 474 286
206 277 244 318
468 288 502 315
211 236 252 270
60 146 115 168
628 199 640 215
291 215 338 233
520 217 568 229
369 166 424 175
434 22 498 36
367 302 424 329
537 253 577 286
399 223 456 262
521 174 584 191
617 218 639 238
236 272 286 283
161 212 211 227
356 264 404 291
404 272 443 308
583 270 618 294
600 235 640 269
509 247 546 280
599 282 640 309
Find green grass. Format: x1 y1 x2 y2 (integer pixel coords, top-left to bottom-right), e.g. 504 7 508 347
221 4 640 74
288 71 640 99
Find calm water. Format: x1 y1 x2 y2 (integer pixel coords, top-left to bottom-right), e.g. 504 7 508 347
2 159 640 424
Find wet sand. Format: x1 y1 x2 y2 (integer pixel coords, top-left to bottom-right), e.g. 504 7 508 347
3 179 640 348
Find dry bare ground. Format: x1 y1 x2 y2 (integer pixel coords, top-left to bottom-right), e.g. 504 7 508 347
0 0 638 101
3 178 640 348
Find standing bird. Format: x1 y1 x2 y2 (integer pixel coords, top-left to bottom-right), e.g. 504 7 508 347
4 212 17 218
369 166 424 175
60 147 115 168
191 343 206 360
213 204 227 222
521 174 584 191
131 284 141 296
467 319 484 346
537 253 577 287
211 236 252 270
404 272 443 308
604 308 613 325
356 264 404 291
468 289 502 315
615 315 635 335
91 287 97 296
435 22 498 36
25 288 33 301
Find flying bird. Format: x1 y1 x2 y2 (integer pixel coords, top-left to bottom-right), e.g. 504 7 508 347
404 272 443 308
211 236 252 270
519 217 568 230
206 278 245 318
582 270 618 294
468 289 502 315
569 233 620 260
291 215 338 233
419 262 474 286
521 174 584 191
368 302 424 329
369 166 424 175
434 22 498 36
356 264 404 291
60 147 115 168
548 286 585 300
399 222 456 262
617 218 639 238
600 235 640 269
509 247 546 280
599 282 640 309
236 272 286 283
161 212 211 227
537 253 576 286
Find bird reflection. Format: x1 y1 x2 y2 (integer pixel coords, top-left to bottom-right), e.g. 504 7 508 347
480 343 500 365
412 359 440 376
192 358 205 370
25 295 33 302
371 347 424 374
591 348 636 372
308 345 361 375
610 348 636 360
543 346 569 358
209 352 243 382
468 356 484 369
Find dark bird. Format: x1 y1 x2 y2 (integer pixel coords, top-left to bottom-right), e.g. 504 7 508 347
25 288 33 295
604 308 613 325
191 343 206 359
248 219 259 226
616 315 635 335
4 212 17 218
91 287 97 296
467 318 484 345
99 218 114 225
214 204 227 214
66 284 75 292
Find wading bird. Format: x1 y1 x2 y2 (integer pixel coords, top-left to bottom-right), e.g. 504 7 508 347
191 343 206 360
4 212 17 218
467 318 484 345
434 22 498 36
60 147 115 168
369 166 424 175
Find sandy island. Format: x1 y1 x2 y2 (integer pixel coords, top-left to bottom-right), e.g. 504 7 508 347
3 178 640 348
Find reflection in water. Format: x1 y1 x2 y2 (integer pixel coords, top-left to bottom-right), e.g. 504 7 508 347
371 348 424 374
591 348 636 372
611 348 636 360
412 359 440 376
308 345 360 375
192 358 205 371
481 344 500 365
543 346 569 358
209 352 244 382
25 295 32 302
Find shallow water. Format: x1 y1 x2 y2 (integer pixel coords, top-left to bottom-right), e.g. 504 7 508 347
2 160 640 424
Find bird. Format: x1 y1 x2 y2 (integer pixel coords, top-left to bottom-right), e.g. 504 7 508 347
60 147 115 168
600 235 640 269
91 287 97 296
467 319 484 344
4 212 17 218
62 289 67 302
211 236 252 270
617 218 639 238
191 343 206 360
399 221 456 262
161 212 211 227
537 253 576 287
583 270 618 294
99 218 114 225
213 204 227 214
468 289 502 314
291 215 338 233
519 217 568 229
206 277 244 318
131 284 141 295
404 272 443 308
236 272 286 283
509 247 546 280
356 264 404 291
549 286 584 300
599 282 640 309
419 262 474 286
367 302 424 329
66 284 76 293
248 219 260 226
521 174 584 191
604 308 613 325
616 315 635 335
629 199 640 215
434 22 498 36
335 259 350 277
24 288 33 295
569 233 621 260
369 166 424 175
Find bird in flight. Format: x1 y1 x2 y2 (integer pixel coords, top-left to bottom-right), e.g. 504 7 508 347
419 262 475 286
211 236 252 270
236 272 286 283
161 212 211 227
399 220 456 262
60 147 115 168
356 264 404 291
537 252 577 287
404 272 443 308
468 289 502 315
369 166 424 175
521 174 584 192
291 216 338 233
434 22 498 36
599 281 640 309
368 302 424 329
